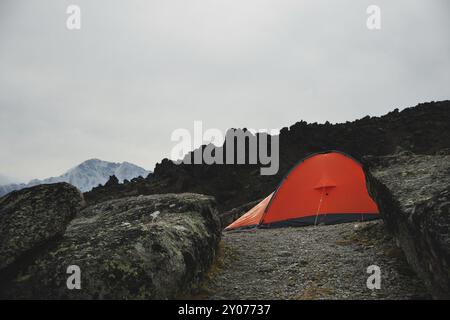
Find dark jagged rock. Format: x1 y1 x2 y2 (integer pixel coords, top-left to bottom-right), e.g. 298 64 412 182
0 193 221 299
368 152 450 299
104 174 119 186
85 101 450 210
0 183 85 274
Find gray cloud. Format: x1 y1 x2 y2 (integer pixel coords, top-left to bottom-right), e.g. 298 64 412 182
1 0 449 181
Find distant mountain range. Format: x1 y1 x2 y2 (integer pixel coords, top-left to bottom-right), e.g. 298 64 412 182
0 159 151 197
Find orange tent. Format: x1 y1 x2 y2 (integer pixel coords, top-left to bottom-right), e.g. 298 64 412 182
225 151 379 231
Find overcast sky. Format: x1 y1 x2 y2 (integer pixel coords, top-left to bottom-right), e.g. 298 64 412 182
1 0 449 182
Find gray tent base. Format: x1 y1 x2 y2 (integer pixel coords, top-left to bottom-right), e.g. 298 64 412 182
225 213 379 231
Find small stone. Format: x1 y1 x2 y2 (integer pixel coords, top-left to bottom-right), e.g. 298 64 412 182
278 250 291 257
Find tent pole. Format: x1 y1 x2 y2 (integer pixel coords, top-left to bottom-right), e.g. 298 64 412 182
314 188 325 226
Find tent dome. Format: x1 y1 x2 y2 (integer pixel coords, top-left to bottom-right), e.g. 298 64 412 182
225 151 379 230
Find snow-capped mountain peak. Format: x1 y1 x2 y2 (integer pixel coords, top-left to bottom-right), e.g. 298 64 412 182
0 159 151 197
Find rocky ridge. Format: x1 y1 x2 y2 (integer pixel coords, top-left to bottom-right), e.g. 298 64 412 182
85 101 450 211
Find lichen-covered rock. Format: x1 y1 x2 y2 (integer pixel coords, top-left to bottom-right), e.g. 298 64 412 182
0 193 221 299
0 183 85 273
369 152 450 299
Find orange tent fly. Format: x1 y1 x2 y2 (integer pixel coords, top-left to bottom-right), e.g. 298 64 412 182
225 151 379 231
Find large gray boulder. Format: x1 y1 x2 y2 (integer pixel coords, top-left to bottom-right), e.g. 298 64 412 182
368 151 450 299
0 193 221 299
0 183 85 273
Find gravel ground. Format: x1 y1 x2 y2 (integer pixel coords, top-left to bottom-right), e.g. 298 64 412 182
204 220 428 300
